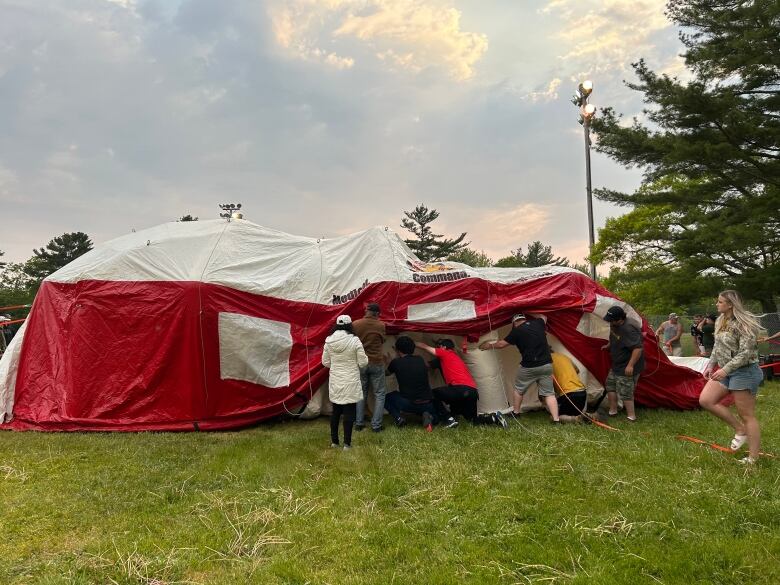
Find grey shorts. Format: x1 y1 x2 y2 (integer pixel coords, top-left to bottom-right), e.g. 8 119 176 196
723 363 763 396
605 370 639 401
514 363 554 397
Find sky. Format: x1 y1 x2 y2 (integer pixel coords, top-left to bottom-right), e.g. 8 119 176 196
0 0 687 266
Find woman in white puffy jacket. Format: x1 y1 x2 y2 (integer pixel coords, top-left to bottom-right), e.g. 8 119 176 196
322 314 368 449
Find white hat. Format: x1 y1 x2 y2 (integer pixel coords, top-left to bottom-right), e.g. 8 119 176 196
669 312 678 319
336 314 352 325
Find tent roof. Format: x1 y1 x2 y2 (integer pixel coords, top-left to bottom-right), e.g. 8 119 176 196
49 219 579 304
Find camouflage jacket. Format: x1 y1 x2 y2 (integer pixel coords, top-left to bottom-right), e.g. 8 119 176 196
708 318 759 374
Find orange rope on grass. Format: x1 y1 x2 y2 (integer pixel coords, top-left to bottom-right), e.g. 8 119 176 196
676 435 775 458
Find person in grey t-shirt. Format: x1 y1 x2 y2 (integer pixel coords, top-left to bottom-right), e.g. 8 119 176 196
603 305 644 421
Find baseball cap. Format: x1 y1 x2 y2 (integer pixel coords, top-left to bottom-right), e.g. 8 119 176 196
603 305 627 322
669 312 678 319
336 314 352 325
435 338 455 350
366 302 381 314
511 313 526 323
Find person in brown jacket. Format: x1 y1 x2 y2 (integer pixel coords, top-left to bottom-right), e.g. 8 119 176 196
352 302 387 432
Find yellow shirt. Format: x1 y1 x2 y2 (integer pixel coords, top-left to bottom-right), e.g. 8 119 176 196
551 353 585 395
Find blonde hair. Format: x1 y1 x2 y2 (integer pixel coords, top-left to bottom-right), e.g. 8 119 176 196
716 289 760 336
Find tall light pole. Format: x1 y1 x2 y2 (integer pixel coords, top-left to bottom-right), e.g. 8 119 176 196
572 80 597 280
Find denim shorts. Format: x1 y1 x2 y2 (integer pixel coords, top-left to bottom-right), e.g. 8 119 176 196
723 363 763 396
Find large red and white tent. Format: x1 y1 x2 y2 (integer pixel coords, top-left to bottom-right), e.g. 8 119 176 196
0 219 704 431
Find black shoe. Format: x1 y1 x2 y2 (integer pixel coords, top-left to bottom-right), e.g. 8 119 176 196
422 412 434 431
354 424 366 432
372 425 384 433
443 416 459 429
395 416 407 428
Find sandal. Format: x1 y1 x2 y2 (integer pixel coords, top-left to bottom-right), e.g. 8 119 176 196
608 411 618 417
730 434 748 451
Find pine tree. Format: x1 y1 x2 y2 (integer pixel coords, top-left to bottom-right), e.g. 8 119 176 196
25 232 94 283
400 205 468 262
495 241 569 268
591 0 780 311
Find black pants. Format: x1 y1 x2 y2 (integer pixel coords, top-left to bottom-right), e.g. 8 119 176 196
557 390 587 416
432 385 479 421
330 402 357 446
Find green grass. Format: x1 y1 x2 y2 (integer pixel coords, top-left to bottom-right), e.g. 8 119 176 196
2 382 779 585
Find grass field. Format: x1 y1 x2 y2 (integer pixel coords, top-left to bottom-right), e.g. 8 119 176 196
1 381 779 585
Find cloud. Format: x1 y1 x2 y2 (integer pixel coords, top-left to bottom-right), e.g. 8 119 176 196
268 0 488 80
450 203 553 260
541 0 672 74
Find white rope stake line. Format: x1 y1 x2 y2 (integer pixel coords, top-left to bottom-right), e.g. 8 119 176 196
381 226 403 322
284 238 326 417
196 221 230 410
483 278 511 414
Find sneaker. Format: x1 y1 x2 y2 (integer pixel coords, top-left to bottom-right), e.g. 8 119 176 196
738 456 756 465
551 419 561 425
422 412 434 432
354 424 366 432
372 425 384 433
493 411 508 430
330 442 339 448
626 416 637 422
444 416 459 429
343 444 352 451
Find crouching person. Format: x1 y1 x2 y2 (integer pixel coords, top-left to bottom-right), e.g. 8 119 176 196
416 339 507 428
322 315 368 449
384 336 439 431
550 348 588 423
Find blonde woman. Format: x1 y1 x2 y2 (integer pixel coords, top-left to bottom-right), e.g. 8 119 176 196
699 290 764 464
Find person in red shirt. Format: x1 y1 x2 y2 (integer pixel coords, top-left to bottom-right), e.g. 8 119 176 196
415 339 507 428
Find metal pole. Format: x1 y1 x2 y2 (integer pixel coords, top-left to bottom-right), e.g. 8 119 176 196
583 120 596 280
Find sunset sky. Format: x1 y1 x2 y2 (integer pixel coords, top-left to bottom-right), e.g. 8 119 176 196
0 0 687 266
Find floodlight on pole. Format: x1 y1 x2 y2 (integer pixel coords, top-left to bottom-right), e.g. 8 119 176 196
572 80 597 280
219 202 244 220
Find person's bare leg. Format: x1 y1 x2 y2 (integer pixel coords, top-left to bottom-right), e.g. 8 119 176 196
513 391 523 415
699 380 744 433
624 399 636 420
544 395 559 421
607 392 618 415
733 391 760 460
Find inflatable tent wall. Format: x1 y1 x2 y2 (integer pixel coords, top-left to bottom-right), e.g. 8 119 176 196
0 219 704 431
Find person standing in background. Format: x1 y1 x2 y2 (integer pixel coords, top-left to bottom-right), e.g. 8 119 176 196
656 313 683 356
352 302 388 433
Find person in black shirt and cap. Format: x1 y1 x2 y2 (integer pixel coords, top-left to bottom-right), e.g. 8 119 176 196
603 305 645 421
478 313 559 423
